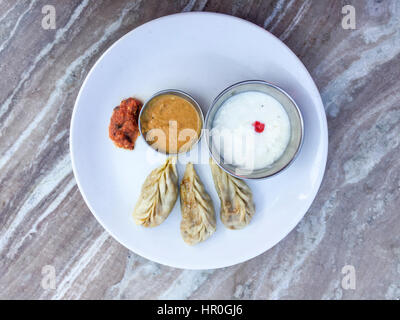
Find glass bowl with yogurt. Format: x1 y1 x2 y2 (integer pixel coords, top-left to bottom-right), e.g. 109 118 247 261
205 80 303 179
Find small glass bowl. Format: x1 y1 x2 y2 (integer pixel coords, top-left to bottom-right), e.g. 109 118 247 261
205 80 304 180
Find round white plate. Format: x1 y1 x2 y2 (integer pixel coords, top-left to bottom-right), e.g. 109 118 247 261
70 12 328 269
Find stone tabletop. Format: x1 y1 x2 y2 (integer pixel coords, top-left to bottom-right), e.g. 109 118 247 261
0 0 399 300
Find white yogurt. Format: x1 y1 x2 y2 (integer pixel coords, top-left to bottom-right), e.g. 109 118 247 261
212 91 291 170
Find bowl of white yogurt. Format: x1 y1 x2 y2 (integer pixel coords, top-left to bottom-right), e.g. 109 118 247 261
205 80 303 179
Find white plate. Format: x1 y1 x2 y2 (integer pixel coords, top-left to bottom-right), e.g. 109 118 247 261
70 12 328 269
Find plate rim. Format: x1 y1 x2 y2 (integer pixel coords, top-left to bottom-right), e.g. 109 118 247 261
70 11 328 270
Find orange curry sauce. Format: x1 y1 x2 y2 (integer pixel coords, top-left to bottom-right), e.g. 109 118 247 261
140 94 201 154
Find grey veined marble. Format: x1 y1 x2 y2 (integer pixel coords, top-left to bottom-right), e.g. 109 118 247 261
0 0 399 300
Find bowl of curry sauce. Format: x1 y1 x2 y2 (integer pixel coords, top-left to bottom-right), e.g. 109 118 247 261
139 90 204 154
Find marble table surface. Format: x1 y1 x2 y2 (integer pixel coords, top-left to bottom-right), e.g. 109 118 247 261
0 0 399 300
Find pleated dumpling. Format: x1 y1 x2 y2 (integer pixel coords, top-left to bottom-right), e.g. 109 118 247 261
180 162 216 245
209 158 255 229
133 157 178 227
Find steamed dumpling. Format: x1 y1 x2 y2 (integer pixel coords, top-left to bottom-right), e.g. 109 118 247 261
180 163 216 245
209 158 255 229
133 157 178 227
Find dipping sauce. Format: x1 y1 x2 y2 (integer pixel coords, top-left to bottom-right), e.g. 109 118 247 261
109 97 142 150
140 94 202 154
212 91 290 170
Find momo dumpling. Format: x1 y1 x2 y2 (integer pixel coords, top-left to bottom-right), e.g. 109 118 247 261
133 157 178 227
209 158 255 229
180 162 216 245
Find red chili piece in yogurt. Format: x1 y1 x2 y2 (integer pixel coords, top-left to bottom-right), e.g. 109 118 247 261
252 121 265 133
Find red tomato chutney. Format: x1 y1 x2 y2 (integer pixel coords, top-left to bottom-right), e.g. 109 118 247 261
108 97 142 150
